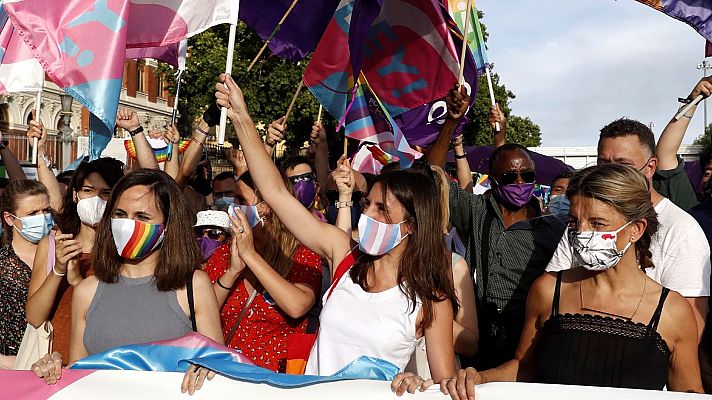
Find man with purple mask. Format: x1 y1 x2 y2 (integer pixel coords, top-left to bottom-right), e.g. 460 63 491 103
280 156 327 222
194 210 231 262
448 143 566 370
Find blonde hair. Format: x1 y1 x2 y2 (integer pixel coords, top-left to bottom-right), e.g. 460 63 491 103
430 165 450 234
566 164 659 270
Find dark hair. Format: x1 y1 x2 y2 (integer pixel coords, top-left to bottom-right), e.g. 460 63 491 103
350 168 458 330
553 171 573 183
1 180 49 245
212 171 236 187
55 158 124 235
566 163 658 270
362 173 377 193
0 177 9 190
279 155 314 174
488 143 535 176
56 170 74 185
599 118 656 158
92 169 202 291
700 145 712 173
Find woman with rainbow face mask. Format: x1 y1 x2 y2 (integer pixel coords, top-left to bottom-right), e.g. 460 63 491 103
215 75 458 391
31 169 223 393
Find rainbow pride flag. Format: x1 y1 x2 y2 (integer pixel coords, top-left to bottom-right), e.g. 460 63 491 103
444 0 489 73
124 139 191 163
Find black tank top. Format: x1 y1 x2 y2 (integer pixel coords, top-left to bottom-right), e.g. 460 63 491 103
536 272 670 390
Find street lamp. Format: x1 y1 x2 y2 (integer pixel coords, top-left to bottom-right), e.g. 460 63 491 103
697 61 712 130
59 93 73 169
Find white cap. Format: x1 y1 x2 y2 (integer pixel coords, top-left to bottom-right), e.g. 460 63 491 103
194 210 231 230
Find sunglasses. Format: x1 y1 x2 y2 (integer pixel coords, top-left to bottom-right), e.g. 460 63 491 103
288 172 316 185
495 170 536 185
326 190 367 204
195 228 228 240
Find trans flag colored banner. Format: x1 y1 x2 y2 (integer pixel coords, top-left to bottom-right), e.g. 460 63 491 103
0 5 43 93
3 0 238 159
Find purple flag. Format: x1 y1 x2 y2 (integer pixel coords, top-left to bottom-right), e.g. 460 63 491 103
240 0 340 61
635 1 712 42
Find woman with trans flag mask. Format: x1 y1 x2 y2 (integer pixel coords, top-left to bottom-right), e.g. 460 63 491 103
214 74 457 390
202 171 322 372
438 164 702 399
31 169 224 393
25 158 124 360
0 180 52 368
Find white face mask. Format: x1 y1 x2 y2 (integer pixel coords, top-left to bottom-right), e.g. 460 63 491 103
76 196 107 226
569 221 633 271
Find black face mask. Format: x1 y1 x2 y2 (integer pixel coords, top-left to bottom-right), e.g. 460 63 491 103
325 202 361 230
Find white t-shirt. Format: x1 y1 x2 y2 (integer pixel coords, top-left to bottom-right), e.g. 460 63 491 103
546 198 711 297
305 274 421 376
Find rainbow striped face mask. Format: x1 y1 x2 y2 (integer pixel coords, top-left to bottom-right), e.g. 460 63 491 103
111 218 166 260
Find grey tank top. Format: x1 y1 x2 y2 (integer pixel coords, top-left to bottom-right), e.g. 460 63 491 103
83 275 192 355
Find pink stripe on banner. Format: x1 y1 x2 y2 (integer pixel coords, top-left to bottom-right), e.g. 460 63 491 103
127 4 188 47
0 369 94 399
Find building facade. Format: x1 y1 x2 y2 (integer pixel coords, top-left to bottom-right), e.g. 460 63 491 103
0 59 174 171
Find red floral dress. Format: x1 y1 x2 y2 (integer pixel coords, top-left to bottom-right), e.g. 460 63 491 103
203 243 322 372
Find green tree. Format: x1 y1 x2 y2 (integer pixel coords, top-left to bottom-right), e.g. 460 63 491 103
694 124 712 149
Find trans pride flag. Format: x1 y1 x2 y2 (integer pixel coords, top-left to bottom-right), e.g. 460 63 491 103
0 5 43 93
3 0 238 159
635 1 712 42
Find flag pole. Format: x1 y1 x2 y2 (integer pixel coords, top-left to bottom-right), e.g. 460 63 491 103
485 66 500 132
317 105 323 124
343 136 348 159
32 71 44 165
246 0 301 72
457 0 473 85
217 22 238 145
675 94 704 121
284 79 304 122
167 69 184 161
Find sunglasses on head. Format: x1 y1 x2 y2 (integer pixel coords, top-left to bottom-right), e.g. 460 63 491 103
326 190 367 204
495 170 536 185
288 172 316 184
195 228 228 240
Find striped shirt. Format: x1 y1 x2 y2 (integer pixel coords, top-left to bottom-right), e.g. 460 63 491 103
449 181 565 332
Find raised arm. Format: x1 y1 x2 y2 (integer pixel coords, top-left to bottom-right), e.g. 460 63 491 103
427 85 468 168
27 119 62 211
160 124 181 179
657 77 712 170
0 130 26 181
264 117 286 157
117 108 159 170
215 74 351 270
176 120 210 188
332 156 355 235
451 134 473 192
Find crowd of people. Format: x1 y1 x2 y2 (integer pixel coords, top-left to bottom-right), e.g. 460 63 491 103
1 72 712 398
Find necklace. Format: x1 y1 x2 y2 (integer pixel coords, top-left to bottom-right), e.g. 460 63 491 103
579 270 647 321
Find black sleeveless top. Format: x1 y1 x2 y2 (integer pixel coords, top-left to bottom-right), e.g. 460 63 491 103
536 272 670 390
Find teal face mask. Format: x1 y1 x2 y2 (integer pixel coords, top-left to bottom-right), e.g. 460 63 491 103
11 212 53 243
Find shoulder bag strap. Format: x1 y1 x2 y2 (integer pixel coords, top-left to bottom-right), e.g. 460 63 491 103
186 275 197 332
326 246 360 300
224 288 259 345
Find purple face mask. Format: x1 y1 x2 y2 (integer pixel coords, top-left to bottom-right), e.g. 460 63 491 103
293 180 317 209
197 237 223 260
495 183 535 210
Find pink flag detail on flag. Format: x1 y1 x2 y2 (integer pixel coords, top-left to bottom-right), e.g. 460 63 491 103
351 144 384 175
0 7 43 93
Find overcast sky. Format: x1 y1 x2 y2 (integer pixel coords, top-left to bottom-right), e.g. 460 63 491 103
477 0 709 147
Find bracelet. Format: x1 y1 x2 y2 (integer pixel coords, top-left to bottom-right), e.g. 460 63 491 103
454 153 467 159
195 125 209 137
40 153 52 168
216 276 231 291
677 104 694 119
191 138 204 148
129 126 144 137
52 265 66 277
336 200 354 209
678 97 693 104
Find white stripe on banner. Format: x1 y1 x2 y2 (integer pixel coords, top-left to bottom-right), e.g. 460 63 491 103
43 371 704 399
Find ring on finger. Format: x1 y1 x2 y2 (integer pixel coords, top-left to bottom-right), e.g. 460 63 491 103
238 225 245 234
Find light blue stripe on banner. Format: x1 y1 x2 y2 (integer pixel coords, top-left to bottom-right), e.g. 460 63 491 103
345 116 373 137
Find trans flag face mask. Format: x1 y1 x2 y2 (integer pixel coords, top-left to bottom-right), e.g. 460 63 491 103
357 214 409 256
112 218 165 260
569 221 633 271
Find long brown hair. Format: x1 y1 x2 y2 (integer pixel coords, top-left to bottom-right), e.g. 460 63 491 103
350 167 458 330
1 180 49 245
92 169 202 291
566 163 659 270
238 172 299 279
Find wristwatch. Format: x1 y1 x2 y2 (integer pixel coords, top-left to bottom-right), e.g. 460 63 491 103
336 201 354 209
129 126 144 137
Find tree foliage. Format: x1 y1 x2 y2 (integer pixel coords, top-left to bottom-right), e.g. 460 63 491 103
694 124 712 149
